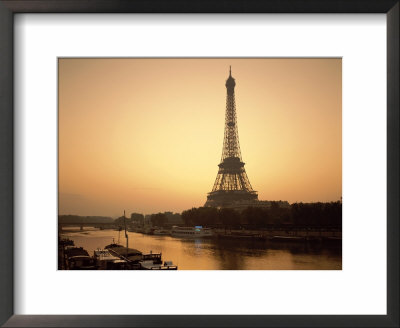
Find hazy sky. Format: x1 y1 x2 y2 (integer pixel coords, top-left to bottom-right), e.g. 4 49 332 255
59 58 341 217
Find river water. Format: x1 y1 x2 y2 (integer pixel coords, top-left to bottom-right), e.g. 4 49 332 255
61 228 342 270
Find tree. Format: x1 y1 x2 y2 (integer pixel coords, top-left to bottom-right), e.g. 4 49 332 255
114 216 132 228
241 206 268 227
182 208 196 226
197 207 219 226
219 208 241 228
150 213 167 227
130 213 144 225
181 207 219 227
290 202 342 227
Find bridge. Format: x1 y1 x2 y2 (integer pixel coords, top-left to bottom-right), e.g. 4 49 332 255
58 222 118 231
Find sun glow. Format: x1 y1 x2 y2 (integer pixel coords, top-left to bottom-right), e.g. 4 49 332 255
59 58 341 216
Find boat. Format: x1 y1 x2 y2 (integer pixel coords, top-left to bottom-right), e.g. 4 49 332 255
59 237 74 246
103 211 178 269
153 229 170 236
129 226 144 233
138 252 177 269
93 249 130 270
64 246 96 270
106 245 143 263
171 226 213 238
105 211 143 262
139 259 178 270
105 243 123 249
143 227 155 235
104 236 123 250
105 245 177 269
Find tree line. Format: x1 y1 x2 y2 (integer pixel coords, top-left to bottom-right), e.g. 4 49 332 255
181 201 342 229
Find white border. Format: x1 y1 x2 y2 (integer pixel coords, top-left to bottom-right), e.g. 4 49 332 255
14 14 386 315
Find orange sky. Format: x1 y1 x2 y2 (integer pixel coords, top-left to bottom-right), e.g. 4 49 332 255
58 58 342 217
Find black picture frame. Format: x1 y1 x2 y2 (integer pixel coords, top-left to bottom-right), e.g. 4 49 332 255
0 0 398 327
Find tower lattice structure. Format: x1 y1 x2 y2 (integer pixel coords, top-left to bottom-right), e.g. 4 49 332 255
205 68 258 207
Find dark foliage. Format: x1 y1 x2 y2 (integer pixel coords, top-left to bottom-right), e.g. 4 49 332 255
180 201 342 229
150 213 168 227
291 201 342 227
182 207 219 226
114 216 132 227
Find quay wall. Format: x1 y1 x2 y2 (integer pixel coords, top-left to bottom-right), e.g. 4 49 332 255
213 228 342 239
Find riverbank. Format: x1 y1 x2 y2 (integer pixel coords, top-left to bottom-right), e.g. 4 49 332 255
60 230 341 270
213 227 341 241
129 226 342 242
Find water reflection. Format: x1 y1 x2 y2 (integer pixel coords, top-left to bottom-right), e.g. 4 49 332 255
61 229 341 270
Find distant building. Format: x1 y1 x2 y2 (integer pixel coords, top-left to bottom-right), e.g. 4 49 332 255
144 215 152 226
130 213 144 226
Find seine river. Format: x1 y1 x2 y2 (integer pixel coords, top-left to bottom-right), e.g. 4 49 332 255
61 228 342 270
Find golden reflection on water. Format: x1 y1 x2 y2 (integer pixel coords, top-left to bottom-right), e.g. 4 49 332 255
61 229 342 270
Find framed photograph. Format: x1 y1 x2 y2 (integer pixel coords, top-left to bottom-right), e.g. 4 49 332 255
0 0 398 327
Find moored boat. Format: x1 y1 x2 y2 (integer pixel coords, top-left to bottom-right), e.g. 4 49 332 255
153 229 171 236
64 246 96 270
105 242 123 249
106 245 143 263
93 249 130 270
59 237 74 246
101 211 178 269
139 260 178 270
171 226 213 238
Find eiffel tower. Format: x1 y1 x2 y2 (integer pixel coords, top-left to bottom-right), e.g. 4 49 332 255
205 67 258 207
